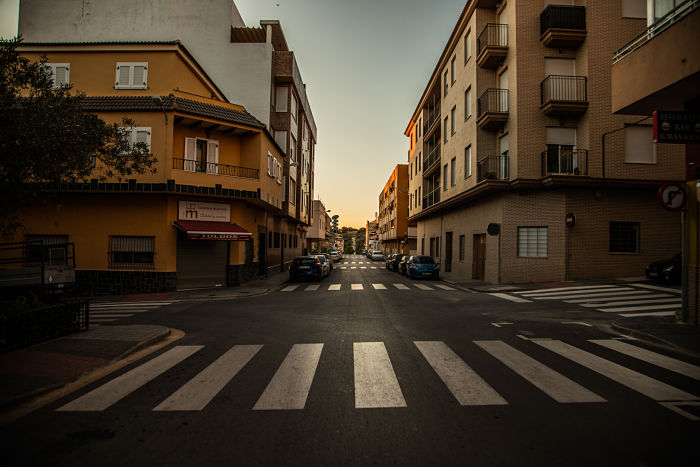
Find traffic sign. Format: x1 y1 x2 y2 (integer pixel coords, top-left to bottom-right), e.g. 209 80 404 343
565 212 576 228
657 182 687 211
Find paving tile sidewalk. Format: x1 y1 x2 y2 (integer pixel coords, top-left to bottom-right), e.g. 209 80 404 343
0 325 170 412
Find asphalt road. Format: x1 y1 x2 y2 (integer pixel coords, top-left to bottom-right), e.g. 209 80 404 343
3 255 700 466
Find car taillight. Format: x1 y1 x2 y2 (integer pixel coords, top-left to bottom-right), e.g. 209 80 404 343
315 262 321 266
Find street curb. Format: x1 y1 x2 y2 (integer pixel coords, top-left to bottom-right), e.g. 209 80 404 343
610 321 700 360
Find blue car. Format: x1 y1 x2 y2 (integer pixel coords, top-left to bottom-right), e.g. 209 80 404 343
406 255 440 280
289 256 324 282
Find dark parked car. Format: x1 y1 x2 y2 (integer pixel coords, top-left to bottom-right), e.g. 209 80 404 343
406 255 440 280
289 256 324 282
645 253 681 284
398 255 412 275
386 253 406 272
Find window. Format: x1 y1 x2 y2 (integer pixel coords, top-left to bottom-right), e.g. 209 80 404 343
624 125 655 164
115 62 148 89
184 137 218 173
421 238 425 255
410 162 413 180
451 106 456 134
268 231 273 248
464 145 472 178
444 70 449 97
109 236 154 268
450 157 456 186
465 30 472 63
459 235 465 262
291 93 298 120
274 130 288 153
25 234 69 266
294 235 298 248
275 86 288 112
44 63 70 88
450 56 456 84
518 227 548 257
443 164 448 191
274 232 280 248
610 222 639 253
290 178 297 205
121 126 152 155
444 116 449 143
418 153 422 171
418 118 422 137
290 134 297 163
267 152 283 183
465 87 472 120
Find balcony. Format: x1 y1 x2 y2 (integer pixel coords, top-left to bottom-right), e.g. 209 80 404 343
423 144 441 175
173 158 259 179
540 4 586 48
540 75 588 117
477 24 508 69
541 147 588 176
423 189 440 210
477 89 509 130
477 155 509 182
423 106 441 137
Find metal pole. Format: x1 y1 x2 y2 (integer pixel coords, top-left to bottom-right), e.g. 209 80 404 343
681 208 687 322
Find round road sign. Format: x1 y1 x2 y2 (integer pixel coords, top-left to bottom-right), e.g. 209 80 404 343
566 212 576 228
657 182 687 211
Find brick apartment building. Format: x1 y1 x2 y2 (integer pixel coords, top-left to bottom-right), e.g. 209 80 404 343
611 0 700 321
378 165 413 255
308 200 333 253
405 0 685 283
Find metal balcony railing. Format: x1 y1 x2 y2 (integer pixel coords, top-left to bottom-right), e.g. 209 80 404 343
540 4 586 35
173 158 260 179
423 144 441 172
423 106 441 135
423 189 441 209
541 75 587 105
477 155 509 182
478 88 509 116
477 23 508 56
541 147 588 176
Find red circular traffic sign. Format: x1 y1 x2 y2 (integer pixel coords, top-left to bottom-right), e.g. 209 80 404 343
566 212 576 228
658 183 687 211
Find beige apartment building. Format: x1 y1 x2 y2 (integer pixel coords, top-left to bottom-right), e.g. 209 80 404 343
379 165 414 255
611 0 699 321
406 0 685 283
308 200 333 253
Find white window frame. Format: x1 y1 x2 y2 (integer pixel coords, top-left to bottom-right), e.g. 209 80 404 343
518 227 548 258
121 126 152 153
624 125 656 164
183 136 219 174
115 62 148 89
45 63 70 89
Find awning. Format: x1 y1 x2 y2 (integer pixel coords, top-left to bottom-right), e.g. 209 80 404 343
173 220 252 241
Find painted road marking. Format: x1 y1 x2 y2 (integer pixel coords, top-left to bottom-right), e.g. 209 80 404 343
580 297 680 308
413 284 434 291
590 339 700 381
630 283 682 294
475 340 604 403
415 341 507 406
305 285 320 291
59 346 203 411
393 284 410 290
254 344 324 410
351 284 364 290
281 285 299 292
154 345 262 411
515 285 620 295
434 284 456 291
565 292 659 303
598 303 681 313
354 342 406 408
328 284 342 291
372 284 387 290
534 340 698 401
619 311 677 317
489 293 532 303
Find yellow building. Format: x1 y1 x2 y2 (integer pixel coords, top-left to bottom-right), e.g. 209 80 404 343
15 41 304 294
378 165 413 255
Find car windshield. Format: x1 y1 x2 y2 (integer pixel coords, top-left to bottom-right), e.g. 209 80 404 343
413 256 435 264
316 256 326 263
293 258 317 265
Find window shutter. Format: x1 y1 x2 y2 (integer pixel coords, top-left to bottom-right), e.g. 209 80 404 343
207 140 219 174
54 66 68 86
184 137 196 172
117 64 131 87
133 65 146 87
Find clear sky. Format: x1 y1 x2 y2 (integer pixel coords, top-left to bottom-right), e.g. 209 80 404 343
0 0 467 229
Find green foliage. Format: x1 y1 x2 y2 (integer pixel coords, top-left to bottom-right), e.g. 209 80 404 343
0 37 157 237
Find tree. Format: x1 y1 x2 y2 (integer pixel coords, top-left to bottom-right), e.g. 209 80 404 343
0 37 157 237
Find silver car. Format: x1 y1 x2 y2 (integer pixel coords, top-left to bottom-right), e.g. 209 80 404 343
370 250 385 261
314 255 331 277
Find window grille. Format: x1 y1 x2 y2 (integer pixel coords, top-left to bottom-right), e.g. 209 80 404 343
610 222 639 253
109 236 155 268
518 227 548 257
24 234 69 265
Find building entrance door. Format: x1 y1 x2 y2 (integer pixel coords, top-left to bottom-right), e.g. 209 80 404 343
472 234 486 280
444 232 453 272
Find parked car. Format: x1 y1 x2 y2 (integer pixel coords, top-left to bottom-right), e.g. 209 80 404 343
385 254 395 269
386 253 406 272
370 250 385 261
398 255 412 275
330 251 340 262
314 254 331 277
322 253 333 272
645 253 681 284
406 255 439 280
289 256 324 282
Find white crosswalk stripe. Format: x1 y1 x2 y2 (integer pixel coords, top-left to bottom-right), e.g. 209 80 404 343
90 300 179 323
393 284 410 290
305 285 320 291
413 284 434 291
56 339 699 416
280 282 459 293
281 285 299 292
328 284 342 291
434 284 456 291
351 283 364 290
372 284 387 290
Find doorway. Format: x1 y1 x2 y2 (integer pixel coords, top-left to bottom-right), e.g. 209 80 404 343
472 234 486 280
444 232 453 273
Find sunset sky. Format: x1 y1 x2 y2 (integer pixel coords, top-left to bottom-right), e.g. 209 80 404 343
0 0 468 229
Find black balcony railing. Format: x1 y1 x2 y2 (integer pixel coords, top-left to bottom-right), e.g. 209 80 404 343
477 23 508 56
478 88 509 116
540 4 586 35
541 75 587 104
423 144 441 171
173 158 260 179
423 189 441 209
477 155 509 182
423 106 441 135
541 147 588 176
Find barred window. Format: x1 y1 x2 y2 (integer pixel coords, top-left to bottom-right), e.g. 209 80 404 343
274 232 280 249
459 235 465 262
610 222 639 253
518 227 547 257
25 234 69 265
109 236 155 268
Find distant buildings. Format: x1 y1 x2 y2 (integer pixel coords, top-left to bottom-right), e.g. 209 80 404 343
401 0 684 283
308 200 332 253
378 165 415 255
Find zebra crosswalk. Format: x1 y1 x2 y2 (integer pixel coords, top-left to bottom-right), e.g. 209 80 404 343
280 282 456 293
90 300 179 324
490 284 682 317
56 338 700 419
